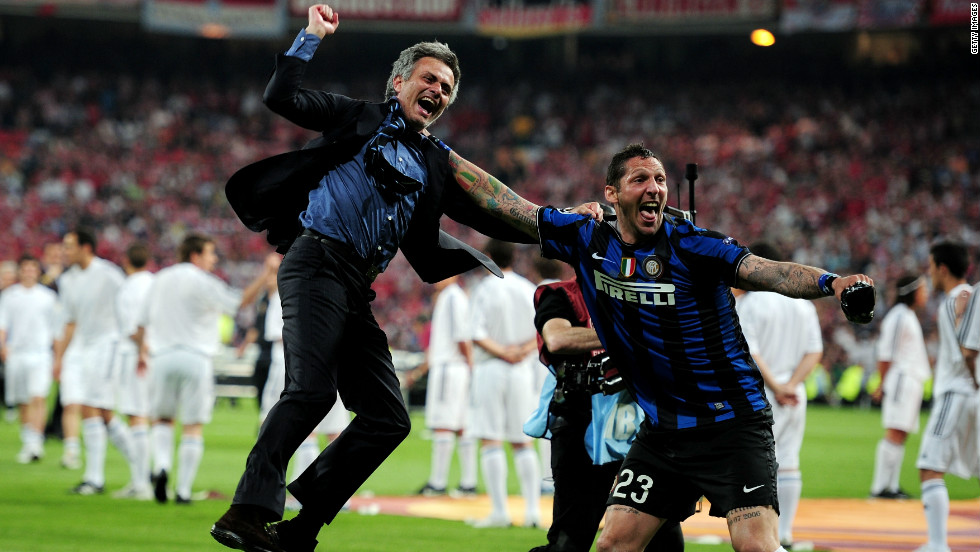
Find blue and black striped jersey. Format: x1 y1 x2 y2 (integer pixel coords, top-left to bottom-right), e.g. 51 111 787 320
538 206 770 430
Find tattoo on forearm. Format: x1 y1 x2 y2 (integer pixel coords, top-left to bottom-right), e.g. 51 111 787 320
449 151 539 237
741 257 824 299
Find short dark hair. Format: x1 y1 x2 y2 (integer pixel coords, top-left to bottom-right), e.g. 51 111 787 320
177 234 212 263
385 41 461 105
930 240 968 279
533 256 564 281
606 143 659 190
73 227 98 251
894 274 923 306
749 242 784 263
17 253 38 266
126 242 150 269
484 239 514 269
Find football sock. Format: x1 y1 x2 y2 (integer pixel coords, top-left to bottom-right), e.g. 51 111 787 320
129 424 150 490
151 423 174 475
457 436 478 489
538 439 553 488
106 417 133 463
429 432 455 490
481 445 509 519
777 471 802 544
291 436 319 483
82 417 107 487
175 435 203 500
514 446 542 522
886 441 905 492
64 436 81 459
921 478 949 549
872 438 904 494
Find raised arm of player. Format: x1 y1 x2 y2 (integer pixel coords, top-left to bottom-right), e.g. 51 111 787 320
737 255 873 300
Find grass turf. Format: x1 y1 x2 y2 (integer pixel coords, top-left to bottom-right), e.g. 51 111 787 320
0 399 976 551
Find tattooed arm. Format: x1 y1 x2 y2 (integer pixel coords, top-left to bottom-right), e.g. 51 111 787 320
449 151 541 239
736 255 873 300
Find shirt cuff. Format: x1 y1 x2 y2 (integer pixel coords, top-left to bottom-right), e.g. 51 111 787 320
284 29 321 62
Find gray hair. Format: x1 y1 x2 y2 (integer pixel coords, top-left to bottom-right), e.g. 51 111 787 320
385 41 461 105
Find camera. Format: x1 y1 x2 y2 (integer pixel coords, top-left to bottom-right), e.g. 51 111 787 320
553 353 626 407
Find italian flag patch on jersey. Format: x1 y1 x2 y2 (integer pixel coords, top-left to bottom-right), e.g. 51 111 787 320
620 257 636 277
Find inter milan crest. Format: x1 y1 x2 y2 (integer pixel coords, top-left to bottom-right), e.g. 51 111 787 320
641 255 664 279
620 257 636 278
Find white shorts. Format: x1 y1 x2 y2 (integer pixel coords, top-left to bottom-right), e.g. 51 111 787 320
150 348 215 425
466 357 537 443
4 351 53 405
315 397 350 436
767 383 807 471
424 360 471 431
114 341 149 417
916 391 980 479
881 371 924 433
59 345 85 406
77 338 120 410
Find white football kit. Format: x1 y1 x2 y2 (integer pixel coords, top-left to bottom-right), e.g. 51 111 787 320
114 270 155 417
0 283 61 405
875 302 930 432
424 282 472 432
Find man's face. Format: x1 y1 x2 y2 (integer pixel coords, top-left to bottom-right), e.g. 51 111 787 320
192 242 219 273
603 156 668 244
18 260 40 286
927 255 943 292
62 233 83 267
393 57 455 131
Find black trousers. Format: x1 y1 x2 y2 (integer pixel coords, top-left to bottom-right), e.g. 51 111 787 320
232 235 411 524
540 413 684 552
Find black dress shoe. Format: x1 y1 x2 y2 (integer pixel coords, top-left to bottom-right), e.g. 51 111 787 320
211 504 283 552
268 519 318 552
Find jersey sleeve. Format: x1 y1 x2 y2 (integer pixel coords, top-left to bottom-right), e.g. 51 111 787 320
538 206 592 265
875 311 898 362
447 290 471 343
672 222 751 286
802 301 824 354
958 286 979 351
533 287 576 334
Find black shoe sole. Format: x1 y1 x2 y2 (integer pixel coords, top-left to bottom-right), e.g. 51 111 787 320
210 524 280 552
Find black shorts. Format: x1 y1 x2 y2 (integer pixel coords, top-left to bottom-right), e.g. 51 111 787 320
606 415 778 520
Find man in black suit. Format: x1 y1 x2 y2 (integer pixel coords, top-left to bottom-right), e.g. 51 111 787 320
211 5 541 552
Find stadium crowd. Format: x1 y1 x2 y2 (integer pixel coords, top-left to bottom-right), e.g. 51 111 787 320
0 59 977 370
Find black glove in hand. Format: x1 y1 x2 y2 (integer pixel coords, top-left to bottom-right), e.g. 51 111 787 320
840 281 875 324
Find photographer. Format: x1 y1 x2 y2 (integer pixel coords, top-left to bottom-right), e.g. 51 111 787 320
525 277 683 552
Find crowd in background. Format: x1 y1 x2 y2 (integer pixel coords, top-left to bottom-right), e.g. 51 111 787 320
0 53 977 383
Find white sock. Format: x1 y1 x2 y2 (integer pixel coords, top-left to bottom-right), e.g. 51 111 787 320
773 548 789 552
151 423 174 475
481 445 509 519
777 471 802 544
429 433 455 490
106 417 133 463
514 446 541 522
291 436 319 483
175 435 204 500
129 425 150 490
538 439 553 487
921 478 949 549
20 424 31 449
458 436 478 489
871 438 904 494
82 417 107 487
64 437 81 458
28 428 44 455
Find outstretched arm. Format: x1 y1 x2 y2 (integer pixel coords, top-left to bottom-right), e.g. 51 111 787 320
736 255 873 300
449 151 541 239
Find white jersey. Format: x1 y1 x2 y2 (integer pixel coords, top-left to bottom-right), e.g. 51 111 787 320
59 257 125 345
934 283 975 396
116 270 155 342
875 303 931 382
736 291 823 383
470 270 537 364
0 283 61 354
428 283 470 366
141 263 242 356
958 282 980 352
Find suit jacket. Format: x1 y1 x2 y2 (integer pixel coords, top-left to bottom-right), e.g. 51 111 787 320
226 54 534 283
